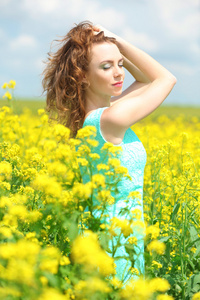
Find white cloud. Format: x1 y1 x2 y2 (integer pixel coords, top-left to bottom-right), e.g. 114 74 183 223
22 0 58 15
10 34 38 51
84 6 125 30
0 0 12 8
122 28 159 52
0 28 6 39
190 42 200 56
35 58 46 72
167 61 199 76
20 0 125 30
154 0 200 39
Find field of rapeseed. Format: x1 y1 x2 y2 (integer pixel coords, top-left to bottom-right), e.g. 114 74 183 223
0 82 200 300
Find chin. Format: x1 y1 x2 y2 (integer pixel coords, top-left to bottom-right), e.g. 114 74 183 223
112 90 123 96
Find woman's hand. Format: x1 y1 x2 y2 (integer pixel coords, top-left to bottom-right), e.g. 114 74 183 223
93 25 117 40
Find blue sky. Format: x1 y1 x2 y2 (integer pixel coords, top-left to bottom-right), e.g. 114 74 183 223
0 0 199 106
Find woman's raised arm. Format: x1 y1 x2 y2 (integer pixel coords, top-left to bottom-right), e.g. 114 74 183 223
94 26 177 139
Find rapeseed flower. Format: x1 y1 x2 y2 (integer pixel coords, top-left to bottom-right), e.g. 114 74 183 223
8 80 16 89
32 173 62 198
147 240 166 255
38 288 69 300
0 161 12 181
0 104 199 298
192 292 200 300
146 224 160 239
156 295 174 300
71 230 115 276
110 217 133 238
3 91 12 100
39 246 60 274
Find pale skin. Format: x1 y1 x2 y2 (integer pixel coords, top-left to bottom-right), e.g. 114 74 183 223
84 26 177 145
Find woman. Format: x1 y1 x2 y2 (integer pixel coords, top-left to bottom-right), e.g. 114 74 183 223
42 21 176 283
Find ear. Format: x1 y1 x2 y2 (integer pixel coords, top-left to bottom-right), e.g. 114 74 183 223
82 74 89 85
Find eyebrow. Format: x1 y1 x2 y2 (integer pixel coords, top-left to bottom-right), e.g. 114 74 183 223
100 58 124 64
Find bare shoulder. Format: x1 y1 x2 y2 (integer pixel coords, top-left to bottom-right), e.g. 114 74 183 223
102 76 176 141
101 106 128 145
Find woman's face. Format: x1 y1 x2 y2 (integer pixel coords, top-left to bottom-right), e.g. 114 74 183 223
85 42 125 100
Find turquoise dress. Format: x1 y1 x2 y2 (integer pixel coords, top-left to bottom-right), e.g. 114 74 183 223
82 107 147 283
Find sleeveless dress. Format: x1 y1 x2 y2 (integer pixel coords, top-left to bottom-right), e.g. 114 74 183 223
82 107 147 283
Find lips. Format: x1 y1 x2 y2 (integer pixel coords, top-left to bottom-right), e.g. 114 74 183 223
112 81 123 87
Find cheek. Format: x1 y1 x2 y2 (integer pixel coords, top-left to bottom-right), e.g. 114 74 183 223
94 72 111 85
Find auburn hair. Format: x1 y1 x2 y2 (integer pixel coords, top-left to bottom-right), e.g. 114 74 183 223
42 21 118 137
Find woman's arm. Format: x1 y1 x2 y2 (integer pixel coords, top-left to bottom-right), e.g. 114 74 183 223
110 56 151 105
94 26 177 141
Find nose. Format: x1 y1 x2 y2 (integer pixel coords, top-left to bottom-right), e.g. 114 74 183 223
113 65 124 78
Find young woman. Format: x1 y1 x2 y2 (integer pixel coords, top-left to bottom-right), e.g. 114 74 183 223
42 21 176 283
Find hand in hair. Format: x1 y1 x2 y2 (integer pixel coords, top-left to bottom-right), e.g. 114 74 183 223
93 25 117 40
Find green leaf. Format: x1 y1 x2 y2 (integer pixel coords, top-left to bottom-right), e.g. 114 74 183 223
186 274 200 296
194 244 200 258
99 232 111 253
171 202 180 222
159 236 171 243
189 226 199 242
189 225 200 255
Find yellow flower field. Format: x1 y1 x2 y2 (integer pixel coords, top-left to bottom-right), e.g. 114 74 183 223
0 82 199 300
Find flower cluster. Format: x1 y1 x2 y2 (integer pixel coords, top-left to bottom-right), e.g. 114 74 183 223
0 93 199 299
1 80 16 103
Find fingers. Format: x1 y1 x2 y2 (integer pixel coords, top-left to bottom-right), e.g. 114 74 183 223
93 25 101 32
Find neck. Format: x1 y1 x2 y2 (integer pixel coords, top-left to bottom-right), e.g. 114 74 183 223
85 90 111 114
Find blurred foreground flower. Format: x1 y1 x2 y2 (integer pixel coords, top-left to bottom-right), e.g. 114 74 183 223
2 91 12 100
1 80 16 104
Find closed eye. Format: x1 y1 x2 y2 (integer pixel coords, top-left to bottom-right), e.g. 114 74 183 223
100 58 124 70
102 63 112 70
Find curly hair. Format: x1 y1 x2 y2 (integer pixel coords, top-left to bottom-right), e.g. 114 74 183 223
42 21 118 137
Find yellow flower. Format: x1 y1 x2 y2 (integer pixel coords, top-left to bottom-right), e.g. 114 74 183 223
121 278 152 300
129 267 140 275
0 287 21 297
71 230 115 276
0 161 12 181
39 246 60 274
88 277 111 292
92 174 106 188
128 191 142 200
128 236 138 245
190 247 197 253
1 82 8 89
72 182 92 199
53 123 70 141
110 217 133 238
38 288 69 300
76 126 97 139
40 276 48 286
149 278 170 292
3 91 12 100
147 240 166 255
97 163 109 171
146 225 160 239
37 108 45 115
101 142 122 155
0 226 12 238
192 292 200 300
156 295 174 300
60 255 70 266
98 190 115 205
8 80 16 89
0 181 11 190
131 208 142 219
152 260 163 269
86 138 99 147
32 173 62 198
